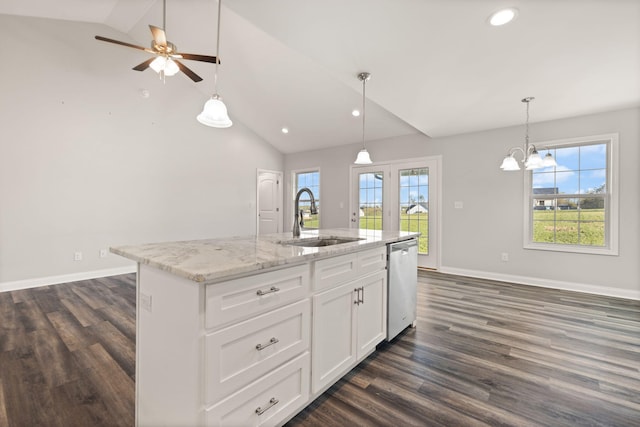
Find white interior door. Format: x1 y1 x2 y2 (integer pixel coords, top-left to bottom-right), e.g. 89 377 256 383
352 157 440 270
257 170 283 234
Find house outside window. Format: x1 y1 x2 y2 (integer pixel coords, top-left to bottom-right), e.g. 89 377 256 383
524 134 618 255
294 170 320 229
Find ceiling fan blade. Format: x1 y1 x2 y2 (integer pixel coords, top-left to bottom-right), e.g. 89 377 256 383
132 57 156 71
179 53 219 64
95 35 153 53
149 25 167 47
175 61 203 82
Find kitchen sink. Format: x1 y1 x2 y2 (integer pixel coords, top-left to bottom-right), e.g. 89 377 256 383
280 237 363 247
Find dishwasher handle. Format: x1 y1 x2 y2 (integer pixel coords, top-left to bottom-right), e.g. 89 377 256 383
389 239 418 253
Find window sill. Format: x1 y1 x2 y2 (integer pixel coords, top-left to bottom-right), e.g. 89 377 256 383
524 242 618 256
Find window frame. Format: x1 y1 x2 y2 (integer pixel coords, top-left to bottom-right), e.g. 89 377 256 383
292 168 321 230
523 133 619 256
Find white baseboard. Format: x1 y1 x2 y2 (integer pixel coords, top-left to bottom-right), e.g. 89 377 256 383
0 266 137 293
438 266 639 301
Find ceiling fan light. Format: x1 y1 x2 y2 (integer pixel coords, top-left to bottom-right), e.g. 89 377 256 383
149 56 179 76
354 148 373 165
500 155 520 171
163 58 180 76
149 56 166 73
197 95 232 128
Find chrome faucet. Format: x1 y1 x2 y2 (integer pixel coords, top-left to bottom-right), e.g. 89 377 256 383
293 187 318 237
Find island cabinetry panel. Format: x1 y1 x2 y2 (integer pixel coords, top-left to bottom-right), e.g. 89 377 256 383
206 264 310 329
205 299 311 404
313 252 358 292
206 353 310 427
356 271 387 356
311 254 387 394
313 246 386 292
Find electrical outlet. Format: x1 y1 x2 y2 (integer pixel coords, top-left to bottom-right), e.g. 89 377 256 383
74 251 83 261
99 248 108 258
501 252 509 262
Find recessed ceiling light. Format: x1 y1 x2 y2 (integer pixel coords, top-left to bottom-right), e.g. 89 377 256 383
352 109 360 117
281 127 289 134
488 8 518 26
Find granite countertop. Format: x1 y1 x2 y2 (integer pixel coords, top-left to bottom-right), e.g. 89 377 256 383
110 228 418 284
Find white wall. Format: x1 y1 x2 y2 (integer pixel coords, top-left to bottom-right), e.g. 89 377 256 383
0 15 283 288
285 107 640 299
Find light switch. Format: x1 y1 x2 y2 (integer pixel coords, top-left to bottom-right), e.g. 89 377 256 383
454 201 464 209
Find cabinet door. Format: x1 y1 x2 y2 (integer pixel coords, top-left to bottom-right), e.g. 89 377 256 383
356 271 387 359
311 282 357 393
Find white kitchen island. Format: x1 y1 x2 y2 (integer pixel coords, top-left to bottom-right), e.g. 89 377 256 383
111 228 418 427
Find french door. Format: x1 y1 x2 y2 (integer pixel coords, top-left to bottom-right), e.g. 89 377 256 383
351 157 440 269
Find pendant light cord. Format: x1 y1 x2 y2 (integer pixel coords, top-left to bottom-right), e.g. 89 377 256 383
525 99 530 148
214 0 222 94
362 77 366 149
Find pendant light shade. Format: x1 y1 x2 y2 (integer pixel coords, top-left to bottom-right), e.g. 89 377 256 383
354 72 373 164
197 94 232 127
354 148 372 165
197 0 232 128
542 152 558 167
499 155 520 171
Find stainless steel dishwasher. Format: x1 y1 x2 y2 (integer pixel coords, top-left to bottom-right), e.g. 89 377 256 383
387 239 418 340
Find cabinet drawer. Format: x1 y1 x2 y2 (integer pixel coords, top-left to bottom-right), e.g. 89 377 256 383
313 247 387 292
313 252 358 291
206 264 310 329
205 299 310 404
357 246 387 276
206 352 310 427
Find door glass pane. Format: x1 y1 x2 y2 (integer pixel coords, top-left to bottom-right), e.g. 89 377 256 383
359 172 383 230
399 168 428 254
296 171 320 228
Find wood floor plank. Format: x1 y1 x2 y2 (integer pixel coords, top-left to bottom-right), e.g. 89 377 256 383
61 295 105 328
0 377 8 427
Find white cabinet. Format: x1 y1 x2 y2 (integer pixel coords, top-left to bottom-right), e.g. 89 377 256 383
205 299 311 404
206 264 310 329
311 281 357 393
206 353 310 427
311 247 387 394
135 245 389 427
356 271 387 358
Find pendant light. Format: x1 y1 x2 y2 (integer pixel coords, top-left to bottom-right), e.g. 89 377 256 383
354 72 373 165
500 97 557 171
197 0 232 128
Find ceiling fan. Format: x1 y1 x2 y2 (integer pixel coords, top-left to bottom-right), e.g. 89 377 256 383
94 0 217 82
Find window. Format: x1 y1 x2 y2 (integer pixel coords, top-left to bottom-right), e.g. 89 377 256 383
358 170 384 231
294 170 320 229
525 134 618 255
399 168 429 254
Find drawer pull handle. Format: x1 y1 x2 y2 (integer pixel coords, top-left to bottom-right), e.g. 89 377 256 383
256 337 279 351
255 397 279 415
256 286 280 296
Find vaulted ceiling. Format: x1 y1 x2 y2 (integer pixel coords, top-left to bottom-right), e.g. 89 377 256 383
1 0 639 153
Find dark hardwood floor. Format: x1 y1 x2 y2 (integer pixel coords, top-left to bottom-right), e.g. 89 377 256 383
0 275 136 427
0 271 638 426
